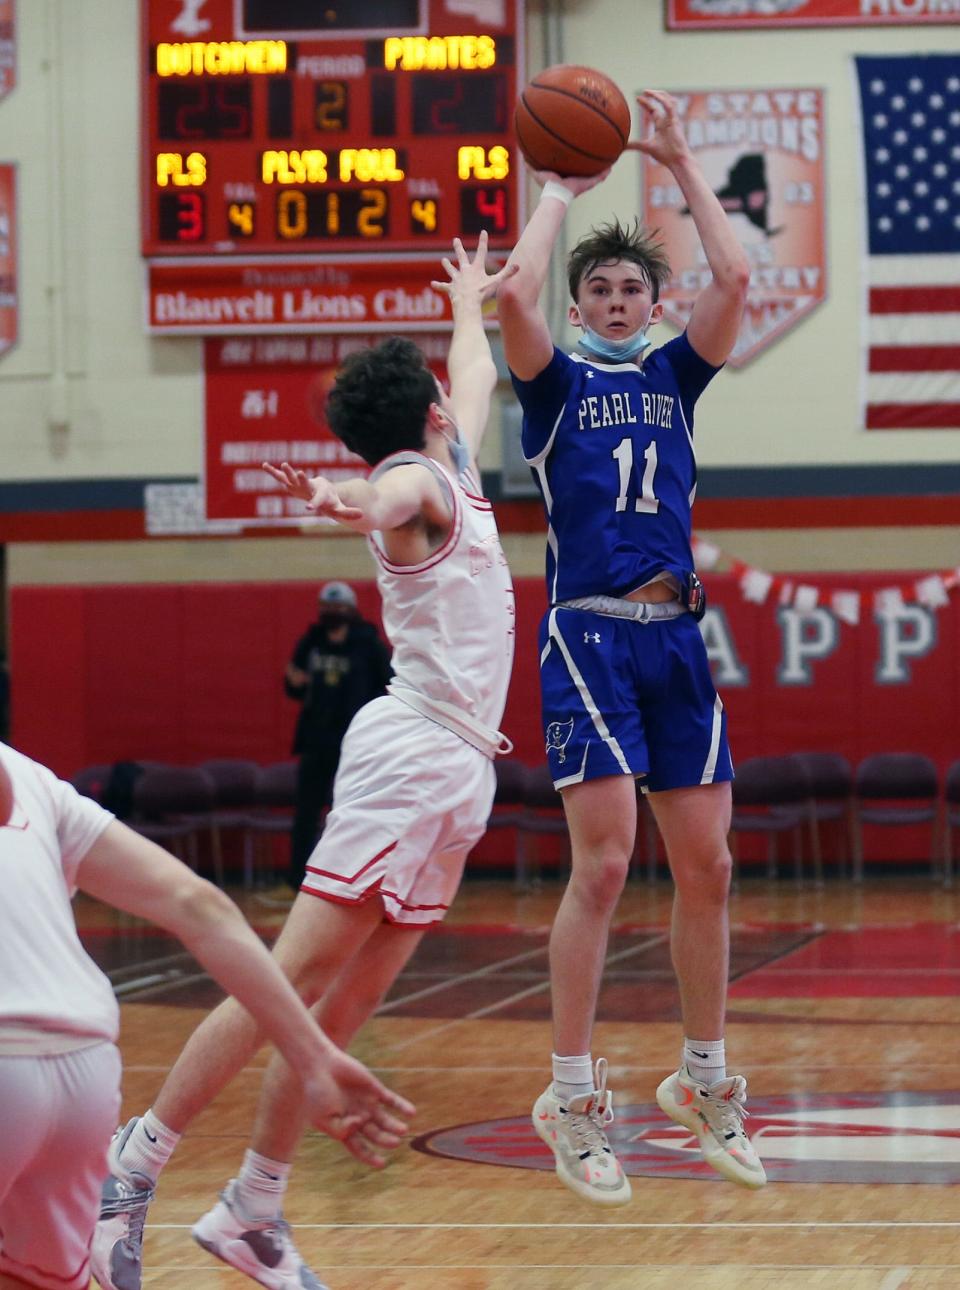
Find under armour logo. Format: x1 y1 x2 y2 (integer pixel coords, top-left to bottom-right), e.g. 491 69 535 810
584 631 601 643
585 370 595 378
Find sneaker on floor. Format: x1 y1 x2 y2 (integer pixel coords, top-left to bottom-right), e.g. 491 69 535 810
89 1118 156 1290
192 1180 329 1290
532 1056 631 1207
656 1065 767 1189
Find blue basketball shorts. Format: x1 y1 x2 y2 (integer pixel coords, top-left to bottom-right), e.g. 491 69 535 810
538 606 733 791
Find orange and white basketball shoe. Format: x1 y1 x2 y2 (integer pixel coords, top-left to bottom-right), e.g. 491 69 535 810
192 1181 328 1289
532 1056 632 1206
656 1065 767 1188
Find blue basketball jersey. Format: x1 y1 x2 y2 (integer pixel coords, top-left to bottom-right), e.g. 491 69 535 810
509 333 720 602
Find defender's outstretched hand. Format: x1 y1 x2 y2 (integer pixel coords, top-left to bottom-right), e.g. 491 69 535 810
630 90 692 168
431 229 518 304
262 461 364 523
302 1048 415 1169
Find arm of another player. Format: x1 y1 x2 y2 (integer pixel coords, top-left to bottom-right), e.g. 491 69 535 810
432 231 516 458
497 168 609 380
634 90 750 366
263 460 451 537
76 823 414 1163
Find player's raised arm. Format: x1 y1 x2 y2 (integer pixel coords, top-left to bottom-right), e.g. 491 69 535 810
497 169 609 380
633 90 749 366
432 231 516 457
263 460 450 537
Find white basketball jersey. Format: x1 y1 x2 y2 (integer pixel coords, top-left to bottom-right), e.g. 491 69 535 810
368 454 515 738
0 743 119 1053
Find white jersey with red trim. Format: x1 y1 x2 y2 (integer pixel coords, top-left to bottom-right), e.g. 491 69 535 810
368 453 515 738
0 743 119 1053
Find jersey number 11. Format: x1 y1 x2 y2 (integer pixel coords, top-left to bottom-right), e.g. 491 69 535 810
612 438 660 514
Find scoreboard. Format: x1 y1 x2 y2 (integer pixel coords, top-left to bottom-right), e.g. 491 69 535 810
142 0 523 258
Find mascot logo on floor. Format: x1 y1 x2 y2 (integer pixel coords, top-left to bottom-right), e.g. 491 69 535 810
414 1091 960 1184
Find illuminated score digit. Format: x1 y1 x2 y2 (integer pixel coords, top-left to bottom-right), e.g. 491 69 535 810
358 189 387 238
410 199 437 234
475 187 507 231
156 151 207 186
277 190 307 238
315 81 348 131
326 192 340 236
228 202 255 236
457 145 509 181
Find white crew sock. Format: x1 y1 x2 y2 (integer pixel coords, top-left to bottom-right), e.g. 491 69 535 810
683 1037 726 1087
234 1149 292 1221
116 1108 181 1184
552 1052 595 1101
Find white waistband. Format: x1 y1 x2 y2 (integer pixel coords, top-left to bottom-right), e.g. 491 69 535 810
387 684 512 759
556 595 688 623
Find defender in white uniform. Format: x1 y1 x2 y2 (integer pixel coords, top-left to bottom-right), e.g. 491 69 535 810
94 234 517 1290
0 744 410 1290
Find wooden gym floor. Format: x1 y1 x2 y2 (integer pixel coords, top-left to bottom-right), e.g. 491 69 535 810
78 874 960 1289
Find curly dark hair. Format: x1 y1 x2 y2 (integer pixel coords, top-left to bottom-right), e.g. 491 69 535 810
325 337 439 466
567 218 671 302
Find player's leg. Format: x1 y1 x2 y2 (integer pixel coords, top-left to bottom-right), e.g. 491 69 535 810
551 775 638 1055
641 616 765 1187
0 1043 121 1290
648 780 732 1043
191 923 425 1286
532 773 636 1207
92 894 385 1290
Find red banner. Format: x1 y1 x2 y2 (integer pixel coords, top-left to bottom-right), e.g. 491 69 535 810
0 0 14 101
642 88 827 368
0 164 17 357
667 0 959 28
203 332 450 523
148 255 502 335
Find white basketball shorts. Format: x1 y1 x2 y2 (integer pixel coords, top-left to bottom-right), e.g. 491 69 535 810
0 1040 122 1289
301 695 496 927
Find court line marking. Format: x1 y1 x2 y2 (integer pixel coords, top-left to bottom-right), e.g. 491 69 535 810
376 943 551 1012
880 1269 914 1290
383 933 670 1054
147 1220 960 1230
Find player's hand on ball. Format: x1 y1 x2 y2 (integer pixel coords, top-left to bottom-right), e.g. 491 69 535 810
632 91 691 167
531 167 612 197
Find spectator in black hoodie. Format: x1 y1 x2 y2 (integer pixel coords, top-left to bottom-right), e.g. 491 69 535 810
285 581 391 888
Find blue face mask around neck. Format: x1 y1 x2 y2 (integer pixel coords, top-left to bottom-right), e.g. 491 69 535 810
577 321 652 363
440 424 471 475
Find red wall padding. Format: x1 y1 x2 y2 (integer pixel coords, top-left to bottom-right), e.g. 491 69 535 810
11 574 960 864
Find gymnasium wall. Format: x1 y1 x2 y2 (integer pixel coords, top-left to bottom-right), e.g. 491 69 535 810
0 1 957 556
10 573 959 864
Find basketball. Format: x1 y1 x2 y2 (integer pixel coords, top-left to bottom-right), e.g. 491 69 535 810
514 65 631 178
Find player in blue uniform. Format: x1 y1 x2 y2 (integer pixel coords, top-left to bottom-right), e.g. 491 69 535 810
498 89 766 1204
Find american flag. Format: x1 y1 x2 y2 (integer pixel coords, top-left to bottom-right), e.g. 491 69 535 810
854 54 960 431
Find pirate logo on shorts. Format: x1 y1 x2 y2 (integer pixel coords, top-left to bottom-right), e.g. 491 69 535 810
545 718 575 764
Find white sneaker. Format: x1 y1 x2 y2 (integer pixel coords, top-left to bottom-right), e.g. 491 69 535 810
532 1057 631 1206
192 1181 329 1290
90 1117 155 1290
656 1065 767 1188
